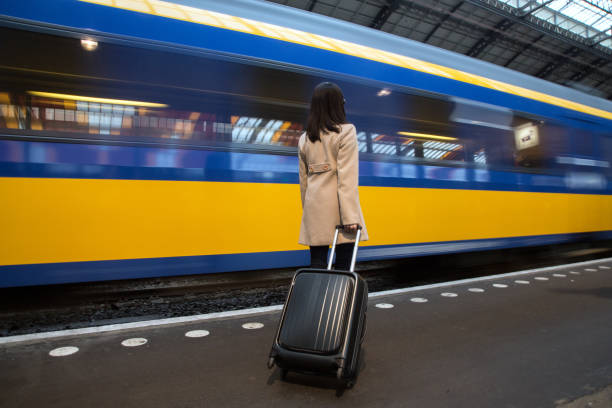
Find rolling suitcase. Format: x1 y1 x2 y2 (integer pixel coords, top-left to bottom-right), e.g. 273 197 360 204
267 225 368 388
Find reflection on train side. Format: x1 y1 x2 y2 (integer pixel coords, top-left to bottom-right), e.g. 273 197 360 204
0 88 607 181
230 116 302 146
0 95 306 147
0 96 214 141
357 132 470 162
0 95 482 165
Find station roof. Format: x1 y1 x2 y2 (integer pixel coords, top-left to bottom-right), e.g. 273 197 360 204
266 0 612 101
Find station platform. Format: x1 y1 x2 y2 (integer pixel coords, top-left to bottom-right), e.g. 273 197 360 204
1 258 611 407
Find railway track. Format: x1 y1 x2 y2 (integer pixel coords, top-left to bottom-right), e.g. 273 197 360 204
1 241 610 337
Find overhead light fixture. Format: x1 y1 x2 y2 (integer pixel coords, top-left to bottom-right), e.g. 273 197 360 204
397 131 458 141
377 88 391 97
27 91 168 108
81 38 98 51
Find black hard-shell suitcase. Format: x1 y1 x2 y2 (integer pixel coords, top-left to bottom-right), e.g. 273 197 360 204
268 225 368 387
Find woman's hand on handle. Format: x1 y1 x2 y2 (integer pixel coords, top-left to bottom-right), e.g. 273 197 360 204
344 224 359 233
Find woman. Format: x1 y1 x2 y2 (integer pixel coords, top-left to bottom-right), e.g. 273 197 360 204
298 82 368 270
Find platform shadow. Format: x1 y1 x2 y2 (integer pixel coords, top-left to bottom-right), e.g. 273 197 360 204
550 286 612 299
266 347 367 398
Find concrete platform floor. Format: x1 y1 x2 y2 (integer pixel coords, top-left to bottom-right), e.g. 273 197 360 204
1 259 611 407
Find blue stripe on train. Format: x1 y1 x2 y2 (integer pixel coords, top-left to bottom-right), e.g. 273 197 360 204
1 140 610 194
1 231 610 287
0 0 610 131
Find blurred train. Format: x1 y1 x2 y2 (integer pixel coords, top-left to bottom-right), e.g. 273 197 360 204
0 0 610 287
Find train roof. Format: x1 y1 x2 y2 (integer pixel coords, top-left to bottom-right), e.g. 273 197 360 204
189 0 612 115
1 0 611 124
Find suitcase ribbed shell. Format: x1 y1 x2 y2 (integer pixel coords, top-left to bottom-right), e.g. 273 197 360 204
279 272 354 354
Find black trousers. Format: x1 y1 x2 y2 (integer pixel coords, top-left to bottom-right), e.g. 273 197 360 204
310 243 354 271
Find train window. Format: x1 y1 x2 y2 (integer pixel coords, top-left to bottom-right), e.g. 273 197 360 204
0 25 309 151
0 25 599 175
603 135 612 177
229 116 302 146
473 148 487 164
512 121 575 170
0 90 304 148
571 129 596 158
357 131 465 162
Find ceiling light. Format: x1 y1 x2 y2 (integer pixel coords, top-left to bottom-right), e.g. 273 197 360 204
397 131 458 141
27 91 168 108
81 38 98 51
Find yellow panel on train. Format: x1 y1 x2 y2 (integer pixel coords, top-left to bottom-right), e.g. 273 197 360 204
0 177 303 265
1 177 611 266
360 187 612 245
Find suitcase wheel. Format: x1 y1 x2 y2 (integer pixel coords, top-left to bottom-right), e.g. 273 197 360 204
267 357 275 369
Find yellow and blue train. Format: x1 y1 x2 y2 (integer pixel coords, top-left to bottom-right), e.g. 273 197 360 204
1 0 611 287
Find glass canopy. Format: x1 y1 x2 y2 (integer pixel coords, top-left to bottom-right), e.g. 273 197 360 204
498 0 612 49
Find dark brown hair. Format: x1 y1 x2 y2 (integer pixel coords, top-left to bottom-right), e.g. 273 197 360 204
306 82 346 143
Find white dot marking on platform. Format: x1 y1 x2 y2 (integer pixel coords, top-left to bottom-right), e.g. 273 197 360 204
534 277 549 281
569 271 581 275
468 288 485 293
492 283 508 288
410 297 428 303
585 268 597 272
515 280 530 284
185 330 210 338
553 274 566 278
441 292 458 297
375 303 394 309
121 338 147 347
598 265 610 270
49 346 79 357
242 322 264 330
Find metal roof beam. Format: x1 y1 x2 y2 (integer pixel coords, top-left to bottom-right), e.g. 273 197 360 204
466 17 514 57
462 0 612 63
503 33 545 66
518 0 555 17
395 0 610 76
581 0 611 15
517 0 537 12
423 1 465 43
466 0 555 58
592 74 611 93
535 46 581 79
590 31 612 46
370 0 402 29
568 57 609 83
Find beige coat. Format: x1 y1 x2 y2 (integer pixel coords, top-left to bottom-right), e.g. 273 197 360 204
298 123 369 246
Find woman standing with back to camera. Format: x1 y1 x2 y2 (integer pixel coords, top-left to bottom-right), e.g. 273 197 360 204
298 82 368 270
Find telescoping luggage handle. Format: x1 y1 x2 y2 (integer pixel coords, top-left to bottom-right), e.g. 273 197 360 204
327 225 362 272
